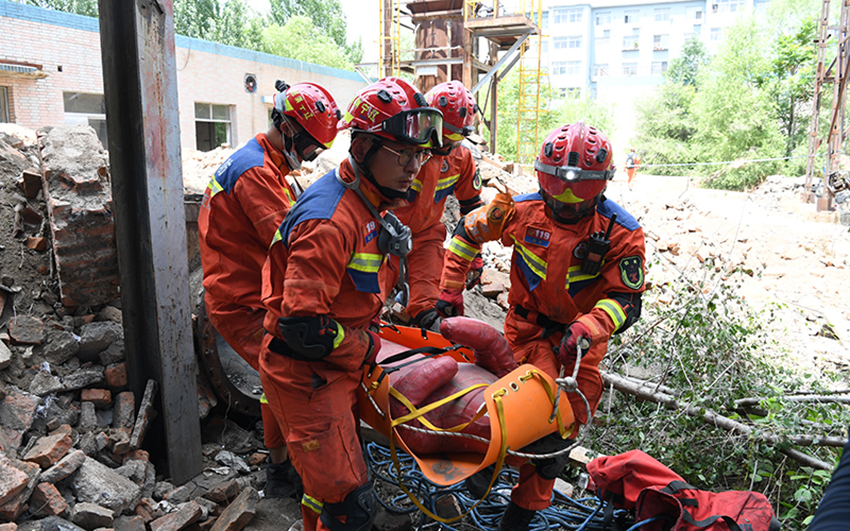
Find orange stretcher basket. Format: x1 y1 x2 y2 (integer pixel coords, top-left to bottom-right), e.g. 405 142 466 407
358 324 577 487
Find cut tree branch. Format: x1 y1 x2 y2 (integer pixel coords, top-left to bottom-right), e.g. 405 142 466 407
602 371 839 470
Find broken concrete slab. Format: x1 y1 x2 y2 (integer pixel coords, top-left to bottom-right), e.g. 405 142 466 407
77 322 123 361
209 487 258 531
71 502 115 530
38 330 81 366
213 451 250 475
148 501 202 531
0 340 11 370
113 516 144 531
240 498 299 531
62 367 106 392
71 457 141 515
30 370 65 396
97 341 124 367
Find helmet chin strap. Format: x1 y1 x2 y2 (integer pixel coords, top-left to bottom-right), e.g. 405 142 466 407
280 118 302 171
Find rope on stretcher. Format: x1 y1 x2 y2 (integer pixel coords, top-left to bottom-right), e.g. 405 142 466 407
365 441 660 530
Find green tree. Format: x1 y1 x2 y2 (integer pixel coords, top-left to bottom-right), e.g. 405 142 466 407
207 0 264 50
173 0 218 39
666 37 709 87
634 82 698 175
22 0 97 16
261 16 354 70
268 0 360 64
691 19 784 189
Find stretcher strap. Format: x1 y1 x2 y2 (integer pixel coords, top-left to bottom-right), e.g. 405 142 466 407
387 392 510 524
389 384 489 433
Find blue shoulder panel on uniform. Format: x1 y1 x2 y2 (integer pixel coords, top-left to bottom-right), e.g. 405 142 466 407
515 192 544 204
277 169 347 248
597 199 641 231
213 138 265 193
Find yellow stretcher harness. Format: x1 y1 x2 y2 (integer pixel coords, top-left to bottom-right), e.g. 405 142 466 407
357 324 576 522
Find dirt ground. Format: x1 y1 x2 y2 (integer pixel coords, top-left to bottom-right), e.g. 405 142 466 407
607 171 850 382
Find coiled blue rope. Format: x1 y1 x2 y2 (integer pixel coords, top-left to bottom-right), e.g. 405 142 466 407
364 442 639 530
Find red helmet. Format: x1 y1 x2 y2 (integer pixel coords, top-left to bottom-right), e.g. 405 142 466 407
534 122 615 218
426 81 475 144
272 81 341 152
338 77 443 148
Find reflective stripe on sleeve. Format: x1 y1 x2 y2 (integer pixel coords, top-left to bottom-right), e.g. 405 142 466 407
447 237 478 262
595 298 627 330
347 253 383 273
302 494 323 514
510 235 548 280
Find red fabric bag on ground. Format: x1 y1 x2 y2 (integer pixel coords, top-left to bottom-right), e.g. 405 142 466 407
586 450 781 531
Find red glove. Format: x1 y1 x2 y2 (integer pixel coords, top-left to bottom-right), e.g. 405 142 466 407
556 321 593 366
466 254 484 290
436 289 464 318
364 330 382 365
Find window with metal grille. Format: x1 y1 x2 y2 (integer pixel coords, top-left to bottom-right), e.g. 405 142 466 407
63 92 108 148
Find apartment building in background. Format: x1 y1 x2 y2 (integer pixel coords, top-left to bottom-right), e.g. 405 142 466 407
0 0 367 154
535 0 770 139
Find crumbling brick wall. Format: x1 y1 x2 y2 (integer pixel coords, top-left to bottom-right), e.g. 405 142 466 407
39 125 118 308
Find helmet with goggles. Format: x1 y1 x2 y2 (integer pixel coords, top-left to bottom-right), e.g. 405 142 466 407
426 81 476 149
535 122 614 219
338 77 443 148
272 80 341 166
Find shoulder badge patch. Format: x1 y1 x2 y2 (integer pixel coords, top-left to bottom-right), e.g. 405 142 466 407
363 220 379 244
472 168 482 190
619 256 644 290
488 205 504 223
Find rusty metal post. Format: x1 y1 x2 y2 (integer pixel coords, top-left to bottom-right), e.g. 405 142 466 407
98 0 202 483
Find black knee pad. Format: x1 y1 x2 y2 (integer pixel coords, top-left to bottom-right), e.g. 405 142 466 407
319 483 377 531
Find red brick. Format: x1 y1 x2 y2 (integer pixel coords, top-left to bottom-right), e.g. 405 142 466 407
0 459 41 521
23 430 73 468
0 456 29 506
106 363 128 388
149 501 202 531
113 391 135 428
81 388 112 408
26 237 47 251
30 482 68 517
208 488 257 531
8 315 46 345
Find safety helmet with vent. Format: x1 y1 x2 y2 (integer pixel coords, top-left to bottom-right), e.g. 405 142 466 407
534 122 615 219
426 81 476 149
272 80 341 167
338 77 443 148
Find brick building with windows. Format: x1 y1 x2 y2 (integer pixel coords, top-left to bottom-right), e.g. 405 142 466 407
0 0 367 153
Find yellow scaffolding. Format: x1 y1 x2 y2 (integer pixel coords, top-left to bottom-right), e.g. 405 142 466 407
516 0 545 165
378 0 402 78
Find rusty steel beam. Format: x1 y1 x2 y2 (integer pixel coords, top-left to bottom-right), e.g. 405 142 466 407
98 0 202 484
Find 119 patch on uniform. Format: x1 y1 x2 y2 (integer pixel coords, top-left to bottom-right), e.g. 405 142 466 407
619 256 644 289
363 220 378 244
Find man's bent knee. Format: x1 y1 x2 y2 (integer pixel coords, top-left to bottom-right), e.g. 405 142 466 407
319 483 377 531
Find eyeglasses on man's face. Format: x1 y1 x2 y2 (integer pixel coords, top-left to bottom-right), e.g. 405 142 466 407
381 144 432 166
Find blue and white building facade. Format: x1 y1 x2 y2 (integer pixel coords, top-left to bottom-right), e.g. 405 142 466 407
539 0 771 101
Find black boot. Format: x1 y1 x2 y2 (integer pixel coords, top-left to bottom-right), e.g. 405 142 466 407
497 501 536 531
463 464 498 499
265 460 303 500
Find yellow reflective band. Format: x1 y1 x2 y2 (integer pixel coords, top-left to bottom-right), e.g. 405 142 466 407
302 494 322 514
444 131 464 142
448 237 478 262
551 186 584 204
260 393 268 404
206 177 225 199
269 229 283 250
282 186 294 206
510 235 548 280
596 298 627 329
284 98 294 112
332 319 344 350
436 174 460 192
348 253 383 273
410 178 423 194
566 263 604 287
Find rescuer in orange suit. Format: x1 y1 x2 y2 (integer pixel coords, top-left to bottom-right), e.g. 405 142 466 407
258 77 442 531
393 80 484 331
198 80 340 499
437 122 646 530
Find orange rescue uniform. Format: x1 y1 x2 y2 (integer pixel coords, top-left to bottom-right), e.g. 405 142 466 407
393 145 482 319
259 160 403 531
198 132 295 449
442 191 646 511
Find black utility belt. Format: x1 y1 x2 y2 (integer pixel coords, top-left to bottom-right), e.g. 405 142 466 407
267 334 322 362
514 305 567 340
